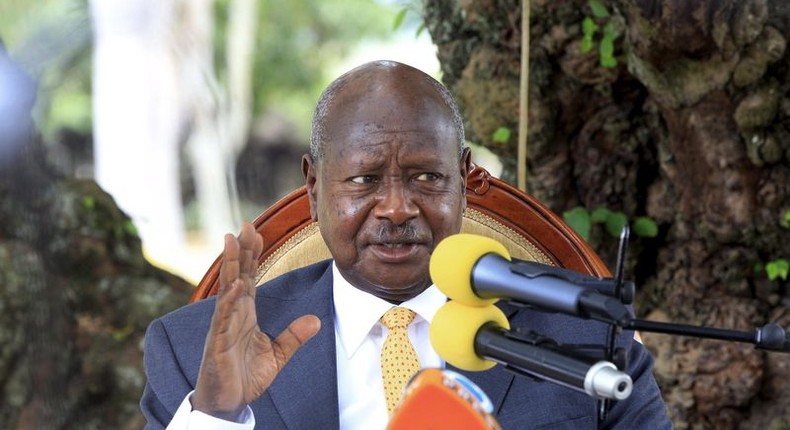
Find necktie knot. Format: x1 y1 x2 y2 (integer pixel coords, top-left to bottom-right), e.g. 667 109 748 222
380 307 416 330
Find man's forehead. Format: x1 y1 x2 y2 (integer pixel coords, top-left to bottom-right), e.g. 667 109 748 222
323 93 456 136
319 138 458 168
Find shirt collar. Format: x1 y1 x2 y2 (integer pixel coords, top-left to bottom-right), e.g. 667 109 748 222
332 262 447 360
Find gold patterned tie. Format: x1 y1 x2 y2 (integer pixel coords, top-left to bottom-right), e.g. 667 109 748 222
380 307 421 415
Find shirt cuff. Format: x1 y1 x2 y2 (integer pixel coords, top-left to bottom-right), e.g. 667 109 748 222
167 391 255 430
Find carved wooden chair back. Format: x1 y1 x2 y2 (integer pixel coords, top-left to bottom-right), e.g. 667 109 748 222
189 164 609 303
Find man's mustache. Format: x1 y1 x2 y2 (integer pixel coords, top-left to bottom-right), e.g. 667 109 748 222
373 221 426 244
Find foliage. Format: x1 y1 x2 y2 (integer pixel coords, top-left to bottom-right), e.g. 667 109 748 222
212 0 397 136
588 0 609 19
0 0 93 138
2 0 402 143
492 127 512 145
562 206 658 241
563 207 592 240
392 1 426 37
765 259 789 281
762 210 790 281
632 216 659 238
393 8 408 31
781 210 790 229
579 0 621 68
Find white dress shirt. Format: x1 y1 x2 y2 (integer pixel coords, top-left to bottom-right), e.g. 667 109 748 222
332 263 446 429
167 261 447 429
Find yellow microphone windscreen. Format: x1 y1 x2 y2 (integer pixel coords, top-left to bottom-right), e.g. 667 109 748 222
430 234 511 306
430 301 510 371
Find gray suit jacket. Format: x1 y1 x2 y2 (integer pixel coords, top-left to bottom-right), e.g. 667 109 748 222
141 260 672 429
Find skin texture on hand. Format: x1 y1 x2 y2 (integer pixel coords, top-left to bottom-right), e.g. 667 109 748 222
189 61 468 419
191 222 321 419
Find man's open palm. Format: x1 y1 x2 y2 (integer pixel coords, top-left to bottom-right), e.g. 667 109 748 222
192 223 321 420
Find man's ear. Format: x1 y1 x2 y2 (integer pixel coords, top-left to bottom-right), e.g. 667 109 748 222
302 154 319 221
460 147 472 181
459 147 472 210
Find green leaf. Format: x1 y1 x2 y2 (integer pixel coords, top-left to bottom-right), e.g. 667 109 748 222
581 36 594 54
600 55 618 68
582 16 599 38
600 35 615 57
781 210 790 228
492 127 512 144
605 211 628 237
590 207 612 223
123 220 139 238
81 196 95 210
563 207 592 241
599 26 618 68
765 259 789 281
393 8 408 31
112 324 135 341
589 0 610 19
415 23 426 38
603 21 620 39
632 216 658 238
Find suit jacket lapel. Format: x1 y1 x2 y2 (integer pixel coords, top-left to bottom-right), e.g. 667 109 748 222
450 364 514 415
256 263 340 429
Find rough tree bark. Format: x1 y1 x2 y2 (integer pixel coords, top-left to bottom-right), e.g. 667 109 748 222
0 50 192 429
423 0 790 429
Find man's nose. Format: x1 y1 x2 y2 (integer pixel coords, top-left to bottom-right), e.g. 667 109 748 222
373 180 419 225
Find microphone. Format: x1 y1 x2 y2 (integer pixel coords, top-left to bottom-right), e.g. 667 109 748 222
387 368 502 430
430 301 633 400
429 234 633 324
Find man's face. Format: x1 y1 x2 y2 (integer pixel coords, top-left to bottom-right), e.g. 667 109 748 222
304 80 469 302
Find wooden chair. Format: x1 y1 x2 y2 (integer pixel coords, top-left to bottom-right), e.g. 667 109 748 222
189 164 610 303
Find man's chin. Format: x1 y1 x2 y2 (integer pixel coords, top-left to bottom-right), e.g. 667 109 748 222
352 272 432 302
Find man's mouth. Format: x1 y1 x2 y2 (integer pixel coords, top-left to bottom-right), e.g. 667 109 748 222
368 241 423 262
380 242 412 248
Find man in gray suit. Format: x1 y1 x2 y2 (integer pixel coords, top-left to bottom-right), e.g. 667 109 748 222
141 60 672 429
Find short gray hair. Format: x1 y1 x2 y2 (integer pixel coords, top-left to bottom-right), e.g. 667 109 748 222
309 70 465 162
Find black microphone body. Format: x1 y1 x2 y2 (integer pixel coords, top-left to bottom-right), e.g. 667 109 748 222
474 323 633 400
472 254 633 324
507 258 635 305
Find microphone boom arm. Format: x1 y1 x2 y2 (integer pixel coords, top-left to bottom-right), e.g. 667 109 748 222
476 324 634 401
622 319 790 352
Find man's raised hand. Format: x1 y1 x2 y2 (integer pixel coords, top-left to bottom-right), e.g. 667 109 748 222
192 222 321 420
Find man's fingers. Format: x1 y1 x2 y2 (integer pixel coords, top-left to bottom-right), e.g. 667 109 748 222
238 222 261 276
272 315 321 364
210 279 248 335
252 233 263 265
219 233 241 291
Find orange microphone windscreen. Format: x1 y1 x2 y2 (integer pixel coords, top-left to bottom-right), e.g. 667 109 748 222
387 368 502 430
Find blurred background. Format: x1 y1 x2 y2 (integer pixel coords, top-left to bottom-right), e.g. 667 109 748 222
1 1 789 429
0 1 504 428
0 0 481 284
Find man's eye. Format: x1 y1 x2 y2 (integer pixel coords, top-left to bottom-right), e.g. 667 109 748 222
415 173 440 182
350 175 377 184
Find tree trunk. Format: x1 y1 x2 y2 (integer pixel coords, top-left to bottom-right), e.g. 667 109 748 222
180 0 238 249
90 0 187 267
1 48 192 429
423 0 790 429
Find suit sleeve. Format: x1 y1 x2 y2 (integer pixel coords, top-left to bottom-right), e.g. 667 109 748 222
601 339 673 429
140 318 198 429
